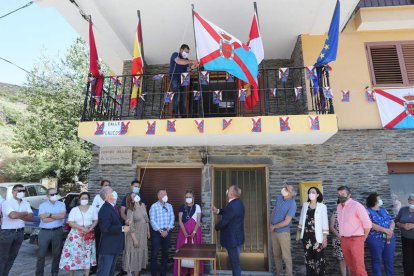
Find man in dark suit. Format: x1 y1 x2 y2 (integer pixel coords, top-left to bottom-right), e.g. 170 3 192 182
212 185 245 276
97 186 130 276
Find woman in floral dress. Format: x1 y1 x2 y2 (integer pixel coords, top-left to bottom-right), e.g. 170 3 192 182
330 206 347 276
59 192 98 276
297 187 329 276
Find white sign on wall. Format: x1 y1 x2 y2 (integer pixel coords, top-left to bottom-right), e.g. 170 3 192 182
99 147 133 164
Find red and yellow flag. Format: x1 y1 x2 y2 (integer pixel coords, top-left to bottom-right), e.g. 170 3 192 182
130 19 144 108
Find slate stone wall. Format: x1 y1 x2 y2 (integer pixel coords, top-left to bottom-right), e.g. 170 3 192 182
88 129 413 274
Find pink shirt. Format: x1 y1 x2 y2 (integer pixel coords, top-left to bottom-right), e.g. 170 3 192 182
337 198 372 237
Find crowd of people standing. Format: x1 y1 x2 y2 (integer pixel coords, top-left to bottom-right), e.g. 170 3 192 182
0 181 414 276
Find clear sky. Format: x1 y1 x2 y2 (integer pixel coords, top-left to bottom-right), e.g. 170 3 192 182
0 1 79 85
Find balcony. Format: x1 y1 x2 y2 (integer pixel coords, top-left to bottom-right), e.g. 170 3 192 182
78 66 338 147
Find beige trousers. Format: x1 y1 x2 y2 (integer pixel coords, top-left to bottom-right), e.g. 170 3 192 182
271 231 293 276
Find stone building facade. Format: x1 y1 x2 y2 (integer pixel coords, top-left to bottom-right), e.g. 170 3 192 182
88 128 412 275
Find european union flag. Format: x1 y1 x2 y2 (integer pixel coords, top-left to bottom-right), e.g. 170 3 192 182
315 0 340 66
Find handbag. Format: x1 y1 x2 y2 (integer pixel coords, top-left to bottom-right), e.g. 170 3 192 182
181 237 195 268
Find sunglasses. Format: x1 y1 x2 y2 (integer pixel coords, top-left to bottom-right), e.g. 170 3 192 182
14 189 26 192
162 206 168 212
49 193 59 196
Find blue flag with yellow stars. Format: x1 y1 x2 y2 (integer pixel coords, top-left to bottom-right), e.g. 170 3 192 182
315 0 340 66
313 0 340 96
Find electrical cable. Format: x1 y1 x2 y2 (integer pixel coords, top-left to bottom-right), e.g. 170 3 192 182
0 1 33 20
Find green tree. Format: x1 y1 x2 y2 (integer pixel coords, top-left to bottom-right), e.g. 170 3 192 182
4 38 93 184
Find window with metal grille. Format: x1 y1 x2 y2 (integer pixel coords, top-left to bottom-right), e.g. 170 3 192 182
366 41 414 87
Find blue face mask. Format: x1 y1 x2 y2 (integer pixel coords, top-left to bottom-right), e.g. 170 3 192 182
133 187 140 194
410 204 414 209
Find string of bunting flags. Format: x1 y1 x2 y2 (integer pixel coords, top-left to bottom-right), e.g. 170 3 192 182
137 115 326 136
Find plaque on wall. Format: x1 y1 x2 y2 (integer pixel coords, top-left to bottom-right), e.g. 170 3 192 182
99 147 133 164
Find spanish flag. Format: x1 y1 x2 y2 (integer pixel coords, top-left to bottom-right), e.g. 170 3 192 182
130 18 144 108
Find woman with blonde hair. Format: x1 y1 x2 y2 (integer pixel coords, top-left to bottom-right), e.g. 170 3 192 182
123 192 150 276
173 190 203 276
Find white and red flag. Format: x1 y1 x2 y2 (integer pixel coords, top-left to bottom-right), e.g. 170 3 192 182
247 12 264 64
375 88 414 129
193 11 259 109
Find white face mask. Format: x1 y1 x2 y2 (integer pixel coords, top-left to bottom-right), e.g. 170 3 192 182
80 199 89 206
186 198 193 204
309 193 317 201
50 195 59 202
112 191 118 201
134 195 141 203
181 51 189 59
281 188 289 197
16 192 25 199
162 195 168 203
378 199 384 207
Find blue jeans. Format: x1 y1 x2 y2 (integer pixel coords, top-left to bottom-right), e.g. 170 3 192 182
171 79 187 117
226 246 241 276
0 229 24 276
97 254 118 276
366 236 395 276
151 230 171 276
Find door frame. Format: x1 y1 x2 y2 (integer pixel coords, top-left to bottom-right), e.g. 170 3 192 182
211 165 270 272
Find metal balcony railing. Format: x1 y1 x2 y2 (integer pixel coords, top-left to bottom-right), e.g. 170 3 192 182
358 0 413 8
81 66 333 122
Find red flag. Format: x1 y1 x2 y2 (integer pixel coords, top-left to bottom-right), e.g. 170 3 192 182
89 19 103 103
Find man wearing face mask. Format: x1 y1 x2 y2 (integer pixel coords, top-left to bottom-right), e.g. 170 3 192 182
336 186 372 276
97 186 130 276
149 189 175 276
36 188 66 276
269 184 297 276
212 185 245 276
169 44 198 118
0 184 33 276
120 180 147 222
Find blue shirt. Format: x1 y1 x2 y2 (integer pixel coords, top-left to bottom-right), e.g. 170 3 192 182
367 207 393 240
271 195 296 233
38 200 66 228
149 201 175 231
169 52 188 81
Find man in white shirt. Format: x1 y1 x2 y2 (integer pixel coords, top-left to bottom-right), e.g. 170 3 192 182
0 184 33 276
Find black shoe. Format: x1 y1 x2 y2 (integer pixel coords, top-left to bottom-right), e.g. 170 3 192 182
116 270 127 276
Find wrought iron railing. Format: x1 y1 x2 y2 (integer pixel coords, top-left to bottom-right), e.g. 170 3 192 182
358 0 413 8
81 66 333 122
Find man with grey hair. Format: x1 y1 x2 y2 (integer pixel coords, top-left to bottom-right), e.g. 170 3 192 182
270 184 297 276
97 186 129 276
395 193 414 276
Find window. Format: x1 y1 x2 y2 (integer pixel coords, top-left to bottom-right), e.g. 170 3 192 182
25 185 36 197
34 185 47 196
0 187 6 200
387 162 414 215
366 41 414 87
